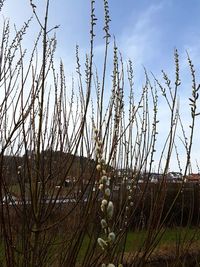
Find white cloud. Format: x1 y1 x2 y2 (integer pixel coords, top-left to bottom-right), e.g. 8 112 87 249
118 3 164 66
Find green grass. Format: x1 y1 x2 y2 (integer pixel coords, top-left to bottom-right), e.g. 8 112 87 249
125 227 200 252
75 227 200 263
0 227 200 265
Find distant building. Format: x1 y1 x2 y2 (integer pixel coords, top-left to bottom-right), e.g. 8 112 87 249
186 173 200 183
167 172 183 182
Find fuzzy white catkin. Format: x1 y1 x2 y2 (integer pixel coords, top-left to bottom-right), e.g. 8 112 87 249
107 201 114 219
97 238 107 250
107 264 115 267
106 179 110 186
101 175 108 182
101 219 107 228
108 232 115 242
96 164 101 171
99 184 104 190
105 188 111 196
101 204 106 212
102 199 108 206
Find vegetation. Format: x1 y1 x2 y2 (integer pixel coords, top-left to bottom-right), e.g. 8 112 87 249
0 0 200 266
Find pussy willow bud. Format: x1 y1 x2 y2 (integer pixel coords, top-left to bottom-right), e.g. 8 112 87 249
101 204 105 212
97 238 107 250
101 199 108 212
102 199 108 206
101 219 107 229
108 232 115 242
106 179 110 186
99 184 104 190
96 164 101 171
105 188 111 197
107 201 114 219
101 175 108 183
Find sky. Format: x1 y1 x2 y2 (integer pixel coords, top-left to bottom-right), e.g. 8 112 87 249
1 0 200 172
2 0 200 72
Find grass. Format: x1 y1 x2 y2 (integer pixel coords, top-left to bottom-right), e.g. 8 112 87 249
75 227 200 262
125 227 200 252
0 229 199 265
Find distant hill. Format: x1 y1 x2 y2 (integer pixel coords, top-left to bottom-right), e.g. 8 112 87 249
2 150 97 185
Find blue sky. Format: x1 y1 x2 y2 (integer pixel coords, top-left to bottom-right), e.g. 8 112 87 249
2 0 200 96
1 0 200 172
3 0 200 70
2 0 200 74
